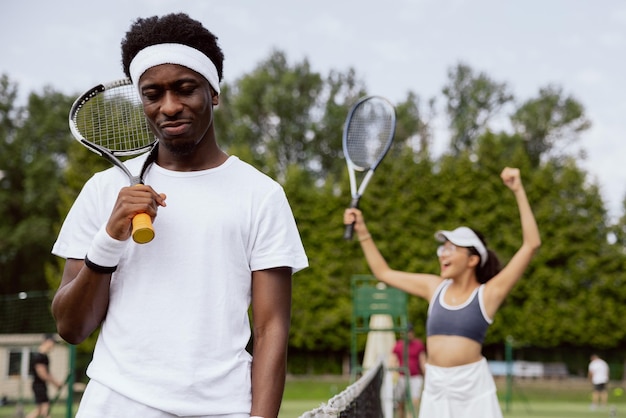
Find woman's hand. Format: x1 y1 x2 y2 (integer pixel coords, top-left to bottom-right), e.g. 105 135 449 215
501 167 522 192
343 208 368 237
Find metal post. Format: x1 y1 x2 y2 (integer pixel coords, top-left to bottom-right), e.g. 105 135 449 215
65 344 76 418
505 335 513 412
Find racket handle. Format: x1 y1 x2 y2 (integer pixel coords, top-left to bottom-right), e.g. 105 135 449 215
132 213 155 244
343 223 355 240
343 197 361 240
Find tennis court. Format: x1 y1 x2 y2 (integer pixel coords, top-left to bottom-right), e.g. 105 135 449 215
1 377 622 418
277 369 625 417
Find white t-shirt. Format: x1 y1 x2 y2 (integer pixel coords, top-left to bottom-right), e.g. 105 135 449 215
588 358 609 385
52 155 308 416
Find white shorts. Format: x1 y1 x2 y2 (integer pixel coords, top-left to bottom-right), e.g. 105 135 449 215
394 375 424 401
419 357 502 418
77 379 249 418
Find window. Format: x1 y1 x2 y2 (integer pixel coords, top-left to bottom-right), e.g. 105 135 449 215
6 348 32 377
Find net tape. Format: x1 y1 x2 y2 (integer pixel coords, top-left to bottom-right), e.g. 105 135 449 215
298 359 384 418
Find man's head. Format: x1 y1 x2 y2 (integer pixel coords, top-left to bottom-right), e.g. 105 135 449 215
40 334 56 353
121 13 225 95
407 323 415 339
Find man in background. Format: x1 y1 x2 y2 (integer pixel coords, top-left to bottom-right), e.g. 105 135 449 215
26 334 63 418
588 353 609 410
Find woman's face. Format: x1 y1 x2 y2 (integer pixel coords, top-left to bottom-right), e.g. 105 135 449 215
437 241 474 277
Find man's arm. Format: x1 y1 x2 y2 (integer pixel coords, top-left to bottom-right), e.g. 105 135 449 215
250 267 292 418
34 363 63 389
51 258 112 344
52 185 165 345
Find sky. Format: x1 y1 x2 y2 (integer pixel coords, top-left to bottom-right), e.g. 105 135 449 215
2 0 625 220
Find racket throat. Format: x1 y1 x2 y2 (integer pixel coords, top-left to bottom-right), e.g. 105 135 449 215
356 170 375 196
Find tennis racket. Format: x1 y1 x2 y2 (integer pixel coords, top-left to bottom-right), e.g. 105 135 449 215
342 96 396 240
48 373 71 415
69 78 158 244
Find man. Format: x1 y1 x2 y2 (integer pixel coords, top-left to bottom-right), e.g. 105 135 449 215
391 325 426 417
51 13 308 418
26 334 63 418
588 354 609 410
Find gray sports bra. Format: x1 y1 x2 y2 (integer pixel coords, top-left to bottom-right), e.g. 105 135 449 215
426 279 493 344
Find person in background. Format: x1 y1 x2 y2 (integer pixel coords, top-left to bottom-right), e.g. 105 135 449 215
344 167 540 418
51 13 307 418
26 334 63 418
391 324 426 417
588 354 609 410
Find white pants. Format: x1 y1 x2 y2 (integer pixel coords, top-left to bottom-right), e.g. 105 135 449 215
419 358 502 418
77 380 249 418
394 375 424 401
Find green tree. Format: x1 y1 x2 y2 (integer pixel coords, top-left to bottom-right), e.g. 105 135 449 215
0 75 74 294
442 62 513 155
7 52 622 369
216 51 370 184
285 167 350 352
612 197 626 248
511 85 591 167
391 91 435 161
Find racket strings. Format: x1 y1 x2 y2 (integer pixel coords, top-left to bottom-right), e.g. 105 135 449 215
75 85 154 154
345 103 395 170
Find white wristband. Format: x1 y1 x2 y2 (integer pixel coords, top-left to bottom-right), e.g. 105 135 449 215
86 226 128 268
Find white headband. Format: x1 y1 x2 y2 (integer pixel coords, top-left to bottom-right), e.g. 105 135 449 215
129 43 220 95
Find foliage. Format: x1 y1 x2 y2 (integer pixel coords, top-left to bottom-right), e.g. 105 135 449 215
1 49 625 365
0 76 74 294
511 85 592 166
442 62 514 155
215 50 366 183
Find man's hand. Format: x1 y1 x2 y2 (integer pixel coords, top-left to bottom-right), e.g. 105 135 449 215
107 185 166 240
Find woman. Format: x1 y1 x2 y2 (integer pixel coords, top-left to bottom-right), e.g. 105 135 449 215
343 167 540 417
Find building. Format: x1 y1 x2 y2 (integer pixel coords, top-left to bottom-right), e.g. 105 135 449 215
0 334 69 401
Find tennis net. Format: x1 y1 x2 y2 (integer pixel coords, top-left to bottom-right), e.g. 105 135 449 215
298 359 385 418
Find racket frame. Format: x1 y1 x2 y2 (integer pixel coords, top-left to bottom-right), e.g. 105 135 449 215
68 78 158 243
342 96 396 239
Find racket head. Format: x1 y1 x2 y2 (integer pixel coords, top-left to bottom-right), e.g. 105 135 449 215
341 96 396 241
342 96 396 172
69 78 156 157
69 79 158 244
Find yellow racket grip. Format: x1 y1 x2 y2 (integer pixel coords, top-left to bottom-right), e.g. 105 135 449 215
132 213 154 244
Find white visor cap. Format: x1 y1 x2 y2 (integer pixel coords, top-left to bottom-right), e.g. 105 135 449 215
435 226 488 267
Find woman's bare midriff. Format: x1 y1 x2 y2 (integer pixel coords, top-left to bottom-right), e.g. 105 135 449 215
426 335 484 367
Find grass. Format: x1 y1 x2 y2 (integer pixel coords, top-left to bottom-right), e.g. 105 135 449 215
0 402 72 418
497 378 624 418
280 376 626 417
280 375 351 416
1 377 624 417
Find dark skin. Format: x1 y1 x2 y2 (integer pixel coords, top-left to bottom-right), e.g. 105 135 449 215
52 64 292 418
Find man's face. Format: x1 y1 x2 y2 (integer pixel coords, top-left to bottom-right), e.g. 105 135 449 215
41 339 55 353
137 64 219 156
